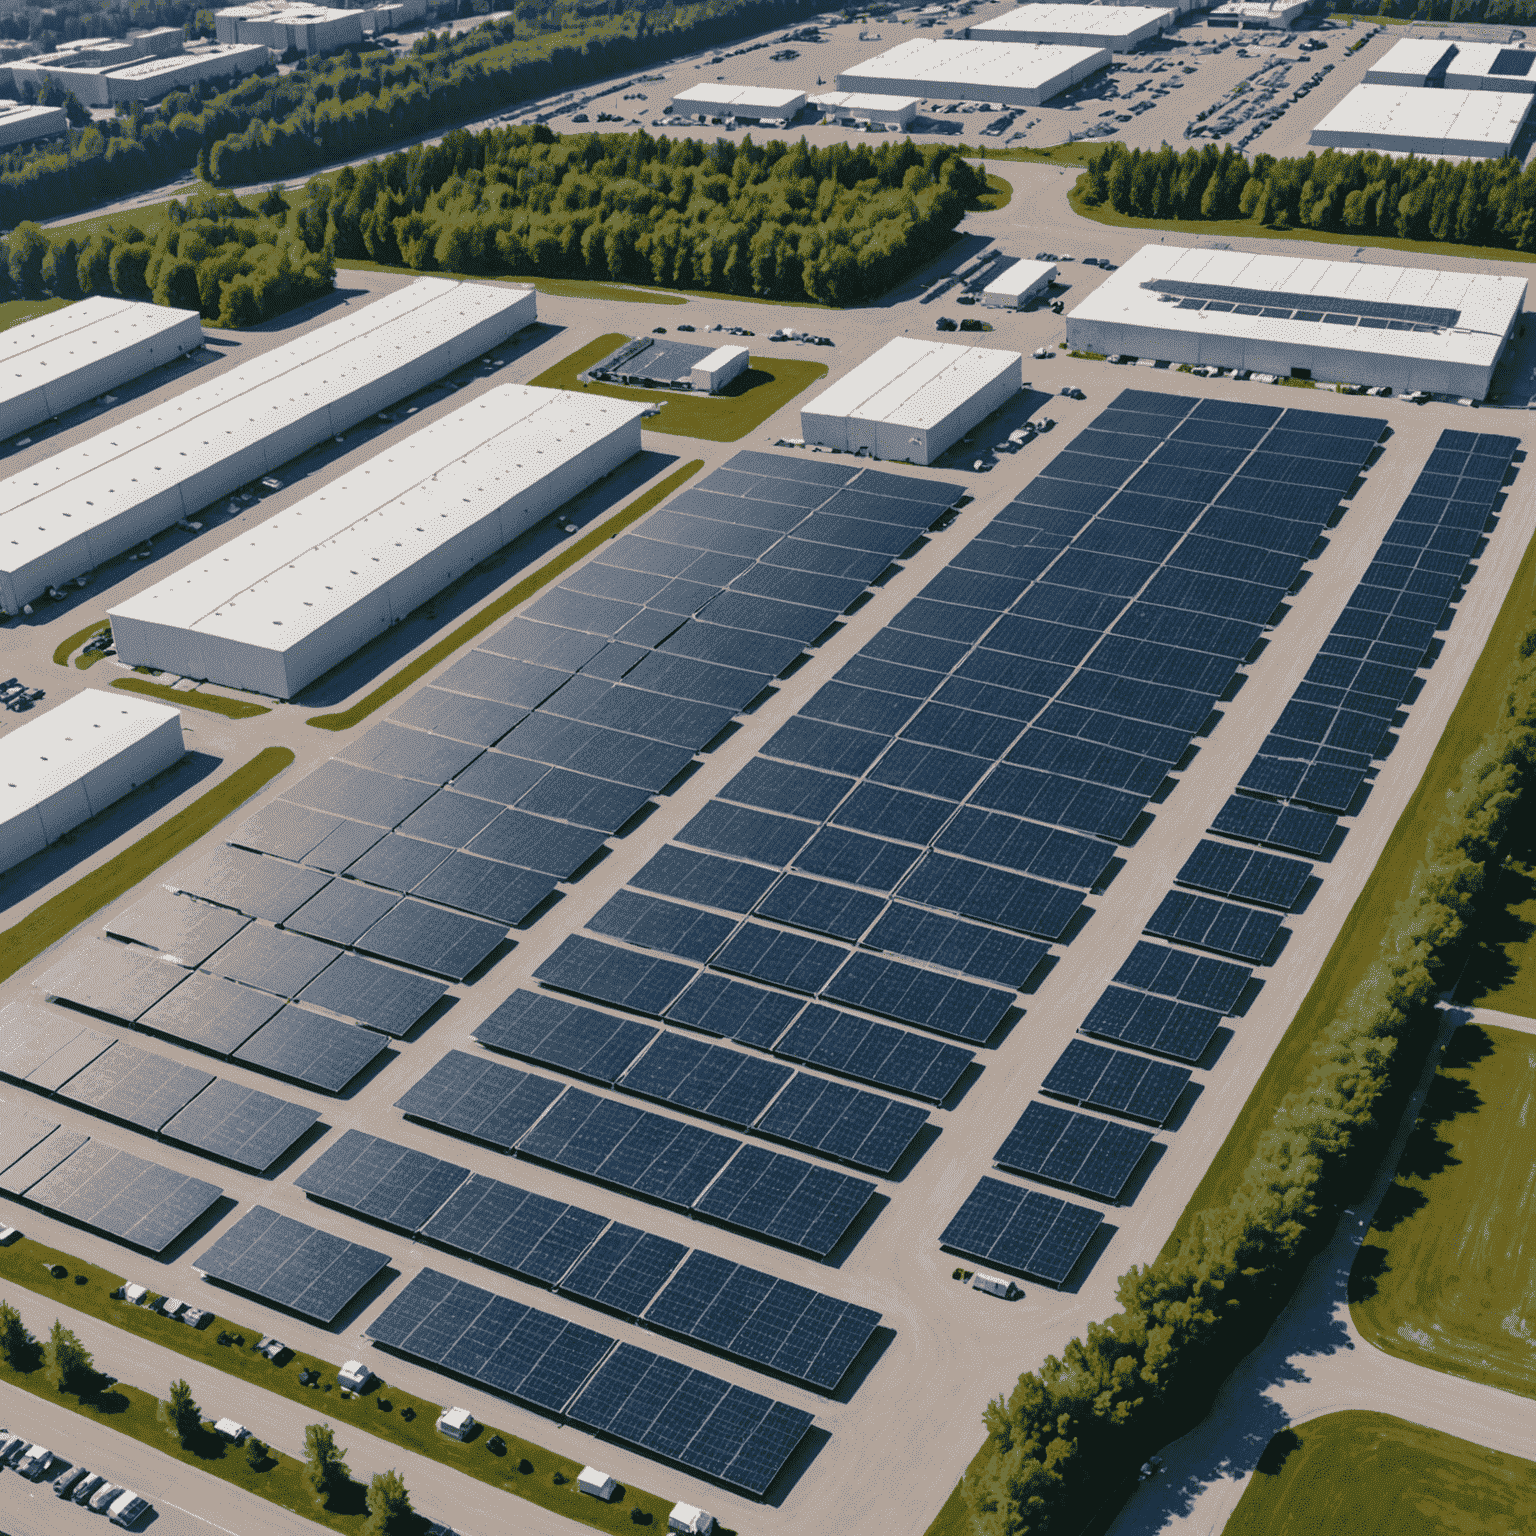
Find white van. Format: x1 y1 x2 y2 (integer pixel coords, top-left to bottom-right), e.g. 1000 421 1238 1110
971 1272 1020 1300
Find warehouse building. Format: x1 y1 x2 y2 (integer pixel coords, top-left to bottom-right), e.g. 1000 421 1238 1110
1364 37 1458 86
0 278 536 615
215 0 425 49
669 84 807 123
1206 0 1311 26
1365 37 1536 91
1309 83 1531 157
968 5 1175 53
10 42 267 105
1 298 203 441
837 39 1110 106
982 258 1057 310
1065 243 1526 398
108 386 644 698
0 691 184 876
800 337 1021 464
691 345 749 394
809 90 918 129
0 100 67 150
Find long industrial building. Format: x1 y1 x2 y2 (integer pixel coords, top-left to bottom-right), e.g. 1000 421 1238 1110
0 691 184 875
0 278 536 616
1367 38 1536 92
800 337 1020 463
1 297 203 442
1065 243 1527 398
809 90 918 129
9 42 268 105
0 100 68 149
968 5 1175 52
669 84 807 123
1308 83 1532 157
108 385 645 698
837 38 1109 106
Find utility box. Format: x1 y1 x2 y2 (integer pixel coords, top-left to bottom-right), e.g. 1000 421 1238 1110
436 1407 475 1440
668 1504 717 1534
577 1468 616 1500
214 1419 247 1443
971 1272 1020 1300
122 1283 148 1304
338 1360 373 1393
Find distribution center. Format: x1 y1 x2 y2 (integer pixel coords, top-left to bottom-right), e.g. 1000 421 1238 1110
668 84 807 123
800 337 1021 463
1065 243 1527 398
1308 83 1532 157
108 384 646 698
0 690 184 875
1366 38 1536 91
809 91 918 129
967 5 1175 52
0 278 536 616
0 297 203 442
836 39 1110 106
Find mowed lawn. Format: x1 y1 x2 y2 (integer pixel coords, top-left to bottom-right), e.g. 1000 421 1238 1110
1455 847 1536 1020
1228 1411 1536 1536
1350 1023 1536 1397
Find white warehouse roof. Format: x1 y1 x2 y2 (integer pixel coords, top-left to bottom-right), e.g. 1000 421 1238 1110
0 296 202 442
1363 37 1458 85
108 384 645 698
968 5 1174 52
984 258 1058 301
1442 40 1536 91
670 84 807 117
1065 242 1527 398
809 91 919 123
0 100 68 150
837 38 1109 105
0 278 535 615
1309 83 1532 157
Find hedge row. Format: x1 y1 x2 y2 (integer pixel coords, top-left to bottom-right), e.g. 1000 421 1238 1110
966 625 1536 1535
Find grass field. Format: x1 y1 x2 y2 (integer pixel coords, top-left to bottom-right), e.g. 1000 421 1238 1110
1349 1022 1536 1397
1227 1411 1536 1536
110 677 271 719
530 333 827 443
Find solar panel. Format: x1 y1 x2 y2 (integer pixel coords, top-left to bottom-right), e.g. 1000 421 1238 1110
57 1041 215 1132
677 802 817 867
994 1100 1152 1201
939 1176 1102 1285
1114 940 1251 1013
475 990 657 1084
465 808 608 879
1079 986 1222 1063
1145 890 1282 963
295 952 446 1038
630 845 779 914
282 880 400 946
395 1049 564 1150
755 876 884 944
103 889 249 967
302 817 387 874
0 1002 115 1089
1209 794 1337 858
281 760 438 828
772 1002 973 1101
864 904 1048 987
204 924 338 998
295 1128 468 1231
195 1205 389 1322
559 1223 687 1318
388 683 528 746
618 1032 793 1130
753 1071 928 1174
354 898 506 981
34 940 188 1023
0 1125 88 1195
175 847 331 921
234 1006 388 1094
230 801 344 862
691 1142 875 1258
339 721 483 784
420 1171 607 1285
535 935 696 1017
713 923 848 994
589 890 737 963
0 1095 64 1181
160 1079 319 1171
1176 839 1312 911
664 972 805 1049
1041 1039 1190 1125
820 953 1013 1043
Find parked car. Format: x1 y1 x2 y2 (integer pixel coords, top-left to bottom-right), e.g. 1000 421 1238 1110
90 1482 125 1512
1032 346 1054 359
55 1465 87 1497
936 316 957 331
809 335 834 346
1405 390 1430 404
1060 386 1085 400
73 1473 106 1505
677 323 696 331
652 326 667 334
2 1435 28 1467
18 1445 53 1480
109 1490 150 1528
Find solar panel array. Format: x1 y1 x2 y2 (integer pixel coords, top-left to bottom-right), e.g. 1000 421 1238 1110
368 1268 814 1497
298 1129 877 1390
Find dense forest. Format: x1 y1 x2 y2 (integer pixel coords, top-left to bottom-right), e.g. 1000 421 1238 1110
1078 140 1536 249
0 186 333 325
290 126 985 303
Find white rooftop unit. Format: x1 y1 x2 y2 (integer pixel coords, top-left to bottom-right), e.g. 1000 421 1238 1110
1309 83 1532 158
669 83 806 121
109 383 644 699
968 5 1174 52
0 691 184 875
837 38 1109 106
809 90 919 127
0 278 536 615
1363 37 1458 86
0 100 68 149
0 297 202 441
982 258 1058 309
691 345 749 394
1065 242 1526 399
436 1407 475 1439
801 337 1021 464
668 1504 716 1534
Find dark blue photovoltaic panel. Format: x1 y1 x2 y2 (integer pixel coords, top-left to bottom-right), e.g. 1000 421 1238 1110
755 875 885 943
420 1171 607 1284
692 1141 875 1257
773 1003 973 1101
994 1100 1152 1201
1114 941 1250 1013
865 904 1048 987
1177 839 1312 910
714 923 849 994
558 1223 687 1318
588 890 736 963
1145 890 1282 963
474 990 656 1085
534 935 696 1017
394 1050 564 1151
677 802 817 866
1209 794 1336 857
630 845 778 914
754 1071 927 1174
665 972 805 1048
821 952 1013 1043
1041 1040 1190 1125
934 808 1114 889
939 1175 1102 1285
897 852 1082 940
618 1031 793 1129
1080 986 1222 1063
792 826 922 892
295 1128 468 1232
722 758 855 821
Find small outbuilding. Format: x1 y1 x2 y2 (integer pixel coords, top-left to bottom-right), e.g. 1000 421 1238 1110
809 90 918 128
436 1407 475 1440
577 1467 616 1500
338 1360 373 1392
668 1505 716 1534
690 345 749 394
982 258 1058 310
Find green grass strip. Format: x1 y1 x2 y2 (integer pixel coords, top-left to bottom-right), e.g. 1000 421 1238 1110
53 619 109 668
110 677 271 719
0 1238 692 1535
0 746 293 988
307 459 705 732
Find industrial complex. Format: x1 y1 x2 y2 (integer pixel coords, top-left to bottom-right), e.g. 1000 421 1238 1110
967 4 1176 53
836 38 1111 106
0 99 67 150
1310 82 1533 156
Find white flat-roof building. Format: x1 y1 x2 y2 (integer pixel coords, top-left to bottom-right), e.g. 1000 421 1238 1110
0 278 536 615
0 297 202 441
1206 0 1310 27
1363 37 1458 86
10 43 267 105
1442 41 1536 92
0 100 67 150
690 345 749 394
108 384 644 698
669 84 806 123
1309 83 1532 158
1065 242 1527 398
968 5 1175 53
0 691 184 875
982 258 1058 309
801 337 1021 464
215 0 425 48
809 90 918 128
837 38 1109 106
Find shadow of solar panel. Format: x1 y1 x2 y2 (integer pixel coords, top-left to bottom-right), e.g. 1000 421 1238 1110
295 1127 467 1230
822 952 1011 1043
664 973 804 1049
676 802 816 867
421 1171 606 1284
899 851 1082 940
935 808 1113 889
283 761 437 829
234 1006 387 1093
1041 1039 1190 1125
353 898 505 981
1210 794 1336 858
619 1032 792 1129
995 1099 1152 1201
1177 839 1312 911
755 876 883 944
559 1223 687 1318
645 1249 880 1391
713 923 848 994
1113 940 1249 1013
864 905 1048 988
161 1078 318 1171
691 1141 875 1258
284 881 400 946
0 1001 116 1089
1145 890 1281 963
195 1205 388 1322
396 1049 563 1150
535 935 696 1017
792 826 922 893
388 684 529 747
939 1176 1102 1285
590 891 736 964
631 846 779 915
58 1042 215 1132
339 722 484 785
34 941 189 1024
104 889 249 968
1080 985 1220 1062
230 802 344 863
476 990 656 1084
25 1139 223 1253
754 1071 926 1174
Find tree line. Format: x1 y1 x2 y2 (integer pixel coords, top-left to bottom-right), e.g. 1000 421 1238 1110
1078 140 1536 250
966 619 1536 1534
0 185 334 326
